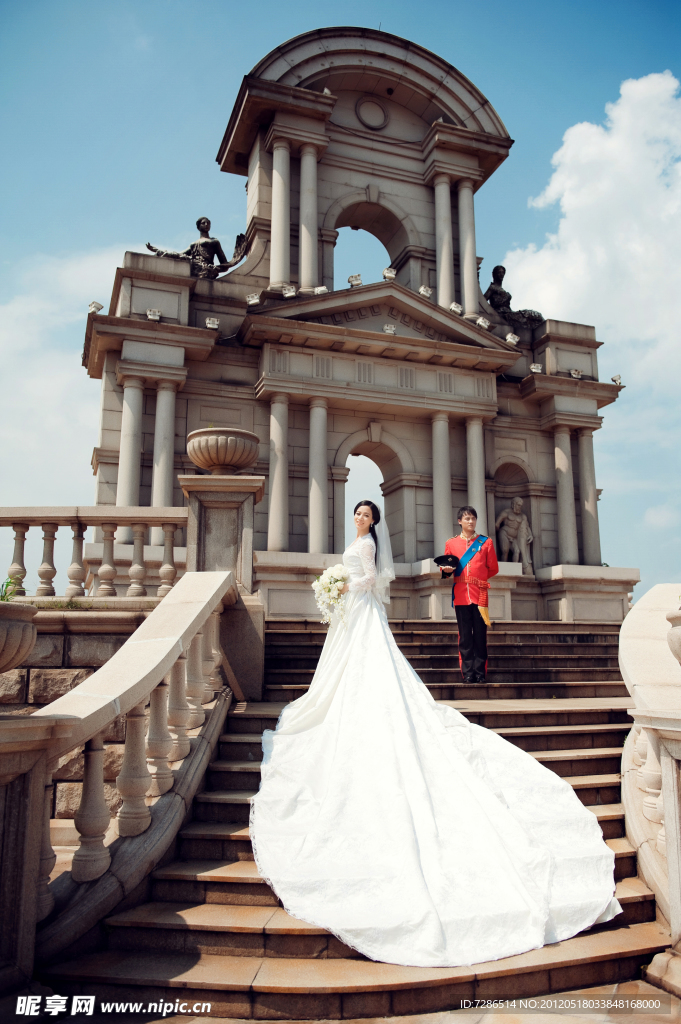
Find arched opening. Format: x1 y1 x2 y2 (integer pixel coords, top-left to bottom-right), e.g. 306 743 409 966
493 462 531 520
333 227 391 291
345 454 384 548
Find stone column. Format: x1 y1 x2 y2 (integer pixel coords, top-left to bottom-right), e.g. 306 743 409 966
466 417 488 534
331 465 349 554
116 376 145 538
457 178 478 317
431 412 454 553
554 427 579 565
270 138 291 290
308 397 328 553
299 144 319 293
433 174 455 309
150 380 177 545
578 428 602 566
267 393 289 551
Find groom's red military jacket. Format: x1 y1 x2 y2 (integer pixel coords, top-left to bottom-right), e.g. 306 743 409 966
444 535 499 607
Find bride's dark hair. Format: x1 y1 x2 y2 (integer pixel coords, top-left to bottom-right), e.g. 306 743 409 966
354 500 380 556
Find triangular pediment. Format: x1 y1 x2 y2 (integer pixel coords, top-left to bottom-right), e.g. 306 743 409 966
255 281 516 353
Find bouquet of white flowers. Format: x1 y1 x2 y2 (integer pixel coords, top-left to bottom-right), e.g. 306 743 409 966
312 564 350 624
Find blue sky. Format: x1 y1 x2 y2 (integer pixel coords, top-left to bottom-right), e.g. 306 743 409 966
1 0 680 597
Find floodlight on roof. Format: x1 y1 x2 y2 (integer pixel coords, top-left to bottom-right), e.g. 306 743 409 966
205 317 220 330
449 301 463 315
530 363 543 374
383 324 397 335
348 274 362 287
383 268 396 281
246 293 260 306
476 316 490 330
282 285 296 298
569 368 582 379
146 309 161 321
611 374 622 385
314 285 329 295
419 285 433 298
88 301 103 314
505 333 520 345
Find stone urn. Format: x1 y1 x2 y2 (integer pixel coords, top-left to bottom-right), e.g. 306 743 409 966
186 427 260 475
0 603 38 673
667 607 681 666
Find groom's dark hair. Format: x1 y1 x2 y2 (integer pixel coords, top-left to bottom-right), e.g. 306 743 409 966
354 500 381 555
457 505 477 521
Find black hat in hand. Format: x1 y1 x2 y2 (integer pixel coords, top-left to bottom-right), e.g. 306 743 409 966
434 554 460 570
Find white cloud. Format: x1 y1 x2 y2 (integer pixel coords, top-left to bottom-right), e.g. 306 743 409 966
0 245 138 589
500 72 681 593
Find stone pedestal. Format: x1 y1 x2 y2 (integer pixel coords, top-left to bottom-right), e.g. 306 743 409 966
179 474 266 701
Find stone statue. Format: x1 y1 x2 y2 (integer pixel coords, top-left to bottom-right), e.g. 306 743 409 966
484 265 544 331
147 217 247 279
495 496 534 575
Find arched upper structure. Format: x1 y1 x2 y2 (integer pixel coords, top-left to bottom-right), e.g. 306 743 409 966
248 27 510 140
218 27 513 308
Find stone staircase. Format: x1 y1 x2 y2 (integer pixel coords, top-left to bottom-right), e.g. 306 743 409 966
43 619 669 1018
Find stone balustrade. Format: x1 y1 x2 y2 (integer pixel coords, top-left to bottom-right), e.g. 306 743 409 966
26 571 235 901
0 506 188 599
617 584 681 997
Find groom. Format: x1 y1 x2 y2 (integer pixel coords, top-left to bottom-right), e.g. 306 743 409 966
440 506 499 685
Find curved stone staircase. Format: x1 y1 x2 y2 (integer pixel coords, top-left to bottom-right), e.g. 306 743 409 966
43 620 669 1018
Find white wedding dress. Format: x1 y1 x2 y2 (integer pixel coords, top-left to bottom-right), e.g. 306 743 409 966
250 535 621 968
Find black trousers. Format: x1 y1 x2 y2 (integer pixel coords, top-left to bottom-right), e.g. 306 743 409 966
454 604 488 681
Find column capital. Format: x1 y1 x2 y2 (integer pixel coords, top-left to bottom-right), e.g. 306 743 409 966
457 177 475 191
271 135 291 152
552 423 572 436
431 411 450 424
156 379 180 393
118 374 145 391
271 392 289 406
432 172 452 188
577 426 595 438
319 228 339 244
300 142 319 159
465 415 483 427
310 396 328 410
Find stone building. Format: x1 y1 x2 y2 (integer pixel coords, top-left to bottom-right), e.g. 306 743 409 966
82 27 637 623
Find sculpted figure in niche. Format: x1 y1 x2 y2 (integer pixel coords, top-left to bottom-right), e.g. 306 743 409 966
495 496 534 575
147 217 247 279
484 265 544 331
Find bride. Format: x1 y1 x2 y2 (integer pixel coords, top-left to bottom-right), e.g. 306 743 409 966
250 500 621 968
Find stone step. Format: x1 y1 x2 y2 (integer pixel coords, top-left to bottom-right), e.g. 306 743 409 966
265 645 621 660
180 803 626 863
151 859 278 907
265 620 622 636
265 680 628 702
194 790 255 824
104 874 655 960
265 667 624 682
43 920 669 1018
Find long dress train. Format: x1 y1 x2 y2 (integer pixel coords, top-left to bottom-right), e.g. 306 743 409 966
250 536 621 968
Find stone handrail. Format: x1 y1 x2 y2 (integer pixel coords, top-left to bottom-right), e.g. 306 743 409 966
618 583 681 995
28 570 236 924
0 505 189 599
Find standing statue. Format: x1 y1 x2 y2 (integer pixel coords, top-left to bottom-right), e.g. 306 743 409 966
484 265 544 331
147 217 247 279
495 496 534 575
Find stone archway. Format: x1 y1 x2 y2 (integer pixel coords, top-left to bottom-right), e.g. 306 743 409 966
322 190 423 292
333 425 417 561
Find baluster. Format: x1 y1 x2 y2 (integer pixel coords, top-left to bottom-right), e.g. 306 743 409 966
127 523 148 597
36 522 58 596
36 771 56 920
201 611 219 703
97 522 118 596
167 653 191 761
636 727 648 789
116 702 151 836
657 815 667 857
157 523 177 598
65 521 86 599
209 607 223 691
8 522 28 595
641 732 663 822
631 724 642 766
146 680 174 795
71 733 112 881
186 631 206 729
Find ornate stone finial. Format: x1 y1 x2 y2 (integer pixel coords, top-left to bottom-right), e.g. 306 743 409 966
484 265 544 331
146 217 247 279
495 496 534 575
